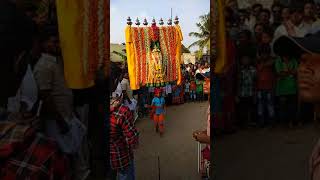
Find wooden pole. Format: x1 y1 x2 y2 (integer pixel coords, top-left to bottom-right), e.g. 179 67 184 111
158 155 161 180
171 8 172 25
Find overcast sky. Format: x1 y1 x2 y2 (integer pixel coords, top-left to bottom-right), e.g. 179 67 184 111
110 0 210 52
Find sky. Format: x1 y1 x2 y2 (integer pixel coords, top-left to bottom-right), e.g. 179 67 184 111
110 0 210 52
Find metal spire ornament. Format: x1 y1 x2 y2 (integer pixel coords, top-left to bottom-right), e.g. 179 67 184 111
152 18 156 26
135 18 140 26
127 16 132 25
159 18 164 25
143 18 148 26
167 18 172 25
174 16 179 24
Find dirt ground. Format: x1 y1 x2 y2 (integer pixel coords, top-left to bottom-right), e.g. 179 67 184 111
102 101 320 180
134 102 209 180
213 124 320 180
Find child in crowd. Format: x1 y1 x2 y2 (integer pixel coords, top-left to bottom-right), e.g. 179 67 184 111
190 79 197 102
196 78 204 102
256 44 275 127
260 29 273 45
148 88 166 136
185 79 190 102
165 83 172 105
237 55 257 127
275 53 298 126
138 87 148 117
148 86 155 104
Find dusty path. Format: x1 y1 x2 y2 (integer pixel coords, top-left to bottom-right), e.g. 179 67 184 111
213 124 320 180
134 102 208 180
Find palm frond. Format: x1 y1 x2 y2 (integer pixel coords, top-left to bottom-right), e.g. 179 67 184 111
112 51 127 61
188 12 210 57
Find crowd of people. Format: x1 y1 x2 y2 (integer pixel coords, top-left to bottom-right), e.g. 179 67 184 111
213 0 320 134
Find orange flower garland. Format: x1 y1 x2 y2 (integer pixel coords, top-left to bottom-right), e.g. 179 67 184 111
128 24 181 87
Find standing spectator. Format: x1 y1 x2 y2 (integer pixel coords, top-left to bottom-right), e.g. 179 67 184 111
238 9 250 31
274 53 298 126
274 7 307 41
281 6 291 23
165 83 172 105
256 44 275 127
204 62 210 73
303 2 317 32
34 29 88 179
261 29 273 46
258 9 272 28
110 93 139 180
237 30 257 66
121 72 134 102
185 79 190 102
196 78 204 102
246 3 263 31
260 28 274 55
254 23 264 43
271 3 283 31
186 64 191 73
237 55 257 127
190 78 197 102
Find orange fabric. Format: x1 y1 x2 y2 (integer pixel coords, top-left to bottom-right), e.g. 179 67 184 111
153 114 164 133
175 25 183 85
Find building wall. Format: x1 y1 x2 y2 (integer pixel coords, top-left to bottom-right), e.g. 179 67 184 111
182 53 196 64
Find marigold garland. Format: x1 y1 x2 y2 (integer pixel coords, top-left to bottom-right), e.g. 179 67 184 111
129 24 181 88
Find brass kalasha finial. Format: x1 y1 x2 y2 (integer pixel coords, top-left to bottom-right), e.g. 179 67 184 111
127 16 132 25
159 18 164 25
152 18 156 25
143 18 148 26
168 18 172 25
135 18 140 26
174 16 179 24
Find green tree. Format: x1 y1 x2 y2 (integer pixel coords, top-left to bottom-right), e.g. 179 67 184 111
188 13 210 59
182 44 191 53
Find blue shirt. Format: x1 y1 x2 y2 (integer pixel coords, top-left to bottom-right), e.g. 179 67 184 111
152 97 165 115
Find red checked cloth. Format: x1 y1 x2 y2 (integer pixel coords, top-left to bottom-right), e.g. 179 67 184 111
110 104 139 170
0 133 71 180
0 120 36 158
